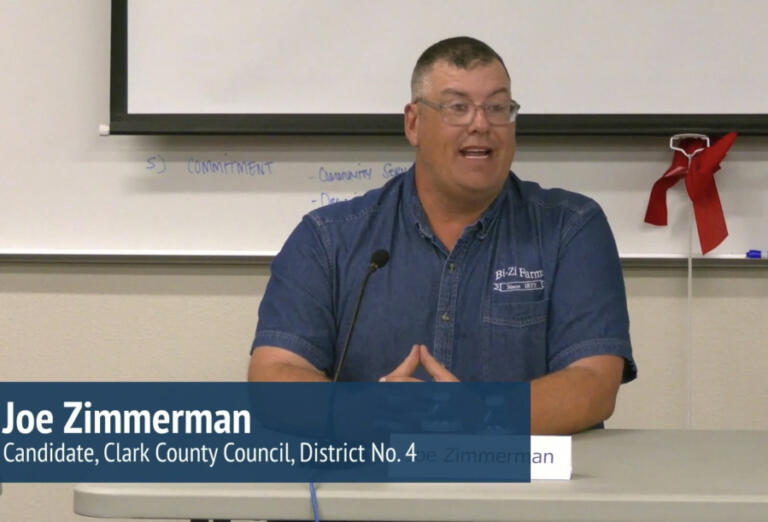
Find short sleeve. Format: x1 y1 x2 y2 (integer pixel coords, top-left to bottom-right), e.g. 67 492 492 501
252 215 337 375
546 204 637 383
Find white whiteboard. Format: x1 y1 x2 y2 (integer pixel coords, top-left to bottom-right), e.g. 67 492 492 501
1 0 766 259
127 0 768 115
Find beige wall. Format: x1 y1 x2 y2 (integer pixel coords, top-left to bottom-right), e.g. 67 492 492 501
0 262 265 522
615 267 768 430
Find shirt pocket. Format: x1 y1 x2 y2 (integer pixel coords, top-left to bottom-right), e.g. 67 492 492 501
482 299 549 328
479 298 549 380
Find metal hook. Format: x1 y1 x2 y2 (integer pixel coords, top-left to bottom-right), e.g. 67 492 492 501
670 133 710 165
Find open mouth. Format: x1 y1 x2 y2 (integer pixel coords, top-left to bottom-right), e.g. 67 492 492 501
459 146 492 159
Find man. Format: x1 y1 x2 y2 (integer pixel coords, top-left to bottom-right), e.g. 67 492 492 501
249 37 636 434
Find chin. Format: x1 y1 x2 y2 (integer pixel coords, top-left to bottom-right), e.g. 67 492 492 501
454 169 506 194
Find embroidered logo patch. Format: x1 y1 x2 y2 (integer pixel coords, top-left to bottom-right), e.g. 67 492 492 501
493 265 545 292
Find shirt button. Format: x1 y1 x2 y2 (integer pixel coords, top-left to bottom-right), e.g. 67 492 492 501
448 263 456 272
441 312 450 322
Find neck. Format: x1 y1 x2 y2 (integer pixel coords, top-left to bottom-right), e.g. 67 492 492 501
414 173 500 252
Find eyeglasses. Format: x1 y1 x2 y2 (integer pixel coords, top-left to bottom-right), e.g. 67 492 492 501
415 97 520 126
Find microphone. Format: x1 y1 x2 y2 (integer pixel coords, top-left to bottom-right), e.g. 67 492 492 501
332 249 390 381
369 249 390 271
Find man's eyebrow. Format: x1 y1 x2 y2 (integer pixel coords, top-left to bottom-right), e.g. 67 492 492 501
439 88 470 98
439 87 510 98
488 87 511 97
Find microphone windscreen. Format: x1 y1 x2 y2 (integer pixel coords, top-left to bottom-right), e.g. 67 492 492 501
370 249 390 269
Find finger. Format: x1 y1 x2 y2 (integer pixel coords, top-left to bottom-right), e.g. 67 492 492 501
418 345 460 382
380 345 421 380
379 376 424 383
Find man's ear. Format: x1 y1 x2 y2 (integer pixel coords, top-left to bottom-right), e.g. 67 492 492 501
404 102 419 147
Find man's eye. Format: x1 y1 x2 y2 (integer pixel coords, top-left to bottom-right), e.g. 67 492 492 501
486 104 507 114
447 103 469 114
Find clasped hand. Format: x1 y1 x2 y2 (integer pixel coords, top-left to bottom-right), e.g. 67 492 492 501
379 344 459 382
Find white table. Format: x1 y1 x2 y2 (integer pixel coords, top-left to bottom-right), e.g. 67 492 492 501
74 429 768 521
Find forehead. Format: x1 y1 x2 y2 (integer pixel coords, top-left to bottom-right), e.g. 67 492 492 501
423 59 510 98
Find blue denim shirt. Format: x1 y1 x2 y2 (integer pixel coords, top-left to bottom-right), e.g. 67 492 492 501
253 166 636 383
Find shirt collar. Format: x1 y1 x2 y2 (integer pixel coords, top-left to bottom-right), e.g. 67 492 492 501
404 165 511 241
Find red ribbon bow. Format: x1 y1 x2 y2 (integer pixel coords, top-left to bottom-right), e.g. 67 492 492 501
644 132 737 254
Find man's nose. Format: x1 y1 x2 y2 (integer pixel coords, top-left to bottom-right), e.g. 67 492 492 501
467 105 491 132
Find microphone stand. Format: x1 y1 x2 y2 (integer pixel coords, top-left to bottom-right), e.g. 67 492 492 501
332 250 389 382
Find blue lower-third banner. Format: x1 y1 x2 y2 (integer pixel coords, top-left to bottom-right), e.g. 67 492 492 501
0 382 530 482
